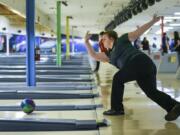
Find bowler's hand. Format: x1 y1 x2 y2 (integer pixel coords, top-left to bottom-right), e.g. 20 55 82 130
85 31 92 43
152 14 161 23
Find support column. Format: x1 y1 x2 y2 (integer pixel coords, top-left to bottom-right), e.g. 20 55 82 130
72 26 74 55
6 34 10 56
66 16 70 59
26 0 36 86
56 1 62 66
161 16 164 45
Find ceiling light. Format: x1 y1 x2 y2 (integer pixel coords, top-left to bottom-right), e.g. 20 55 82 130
17 30 22 33
68 16 73 19
154 20 173 26
148 0 155 6
169 24 180 26
62 1 68 6
174 12 180 15
136 3 143 13
2 27 6 31
155 27 174 34
132 7 138 15
144 28 152 35
127 9 132 19
142 0 148 10
165 16 180 19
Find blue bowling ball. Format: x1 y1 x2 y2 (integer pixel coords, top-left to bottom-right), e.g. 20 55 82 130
21 98 36 114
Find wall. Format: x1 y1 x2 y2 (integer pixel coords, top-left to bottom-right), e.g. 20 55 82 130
0 0 54 32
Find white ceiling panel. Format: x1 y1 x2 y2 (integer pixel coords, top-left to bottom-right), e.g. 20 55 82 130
35 0 180 36
36 0 130 35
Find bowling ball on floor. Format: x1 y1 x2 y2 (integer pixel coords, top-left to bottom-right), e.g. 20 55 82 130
21 98 36 114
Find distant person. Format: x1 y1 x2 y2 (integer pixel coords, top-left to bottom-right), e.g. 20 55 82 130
169 39 175 52
93 31 106 72
133 26 141 50
141 37 150 54
161 32 169 55
133 37 141 50
151 42 157 52
152 43 157 48
174 31 180 64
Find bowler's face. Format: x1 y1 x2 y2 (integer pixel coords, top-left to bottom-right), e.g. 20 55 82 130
99 35 103 41
102 34 113 49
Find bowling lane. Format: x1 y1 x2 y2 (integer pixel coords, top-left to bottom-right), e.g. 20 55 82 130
0 82 94 86
0 131 99 135
0 98 100 134
0 110 97 120
0 65 91 70
17 90 96 94
0 70 92 78
0 99 98 120
0 99 96 105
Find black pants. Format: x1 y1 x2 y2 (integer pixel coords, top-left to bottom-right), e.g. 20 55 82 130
162 46 168 55
178 53 180 66
94 61 100 72
111 54 178 112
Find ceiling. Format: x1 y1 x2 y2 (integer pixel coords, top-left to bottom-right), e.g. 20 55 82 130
35 0 180 36
0 3 25 25
0 0 180 37
36 0 130 35
0 2 54 34
114 0 180 36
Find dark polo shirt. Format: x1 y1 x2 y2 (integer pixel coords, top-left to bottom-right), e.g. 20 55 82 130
105 33 143 69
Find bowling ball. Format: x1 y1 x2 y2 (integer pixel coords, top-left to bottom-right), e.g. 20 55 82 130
21 98 36 114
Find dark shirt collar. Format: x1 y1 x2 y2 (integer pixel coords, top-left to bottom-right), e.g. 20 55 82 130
109 40 117 52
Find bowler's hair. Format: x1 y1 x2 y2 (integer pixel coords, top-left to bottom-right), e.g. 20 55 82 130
99 31 104 36
174 31 180 40
174 31 180 46
103 31 118 41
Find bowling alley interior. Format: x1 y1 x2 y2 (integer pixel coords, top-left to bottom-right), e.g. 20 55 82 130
0 0 180 135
